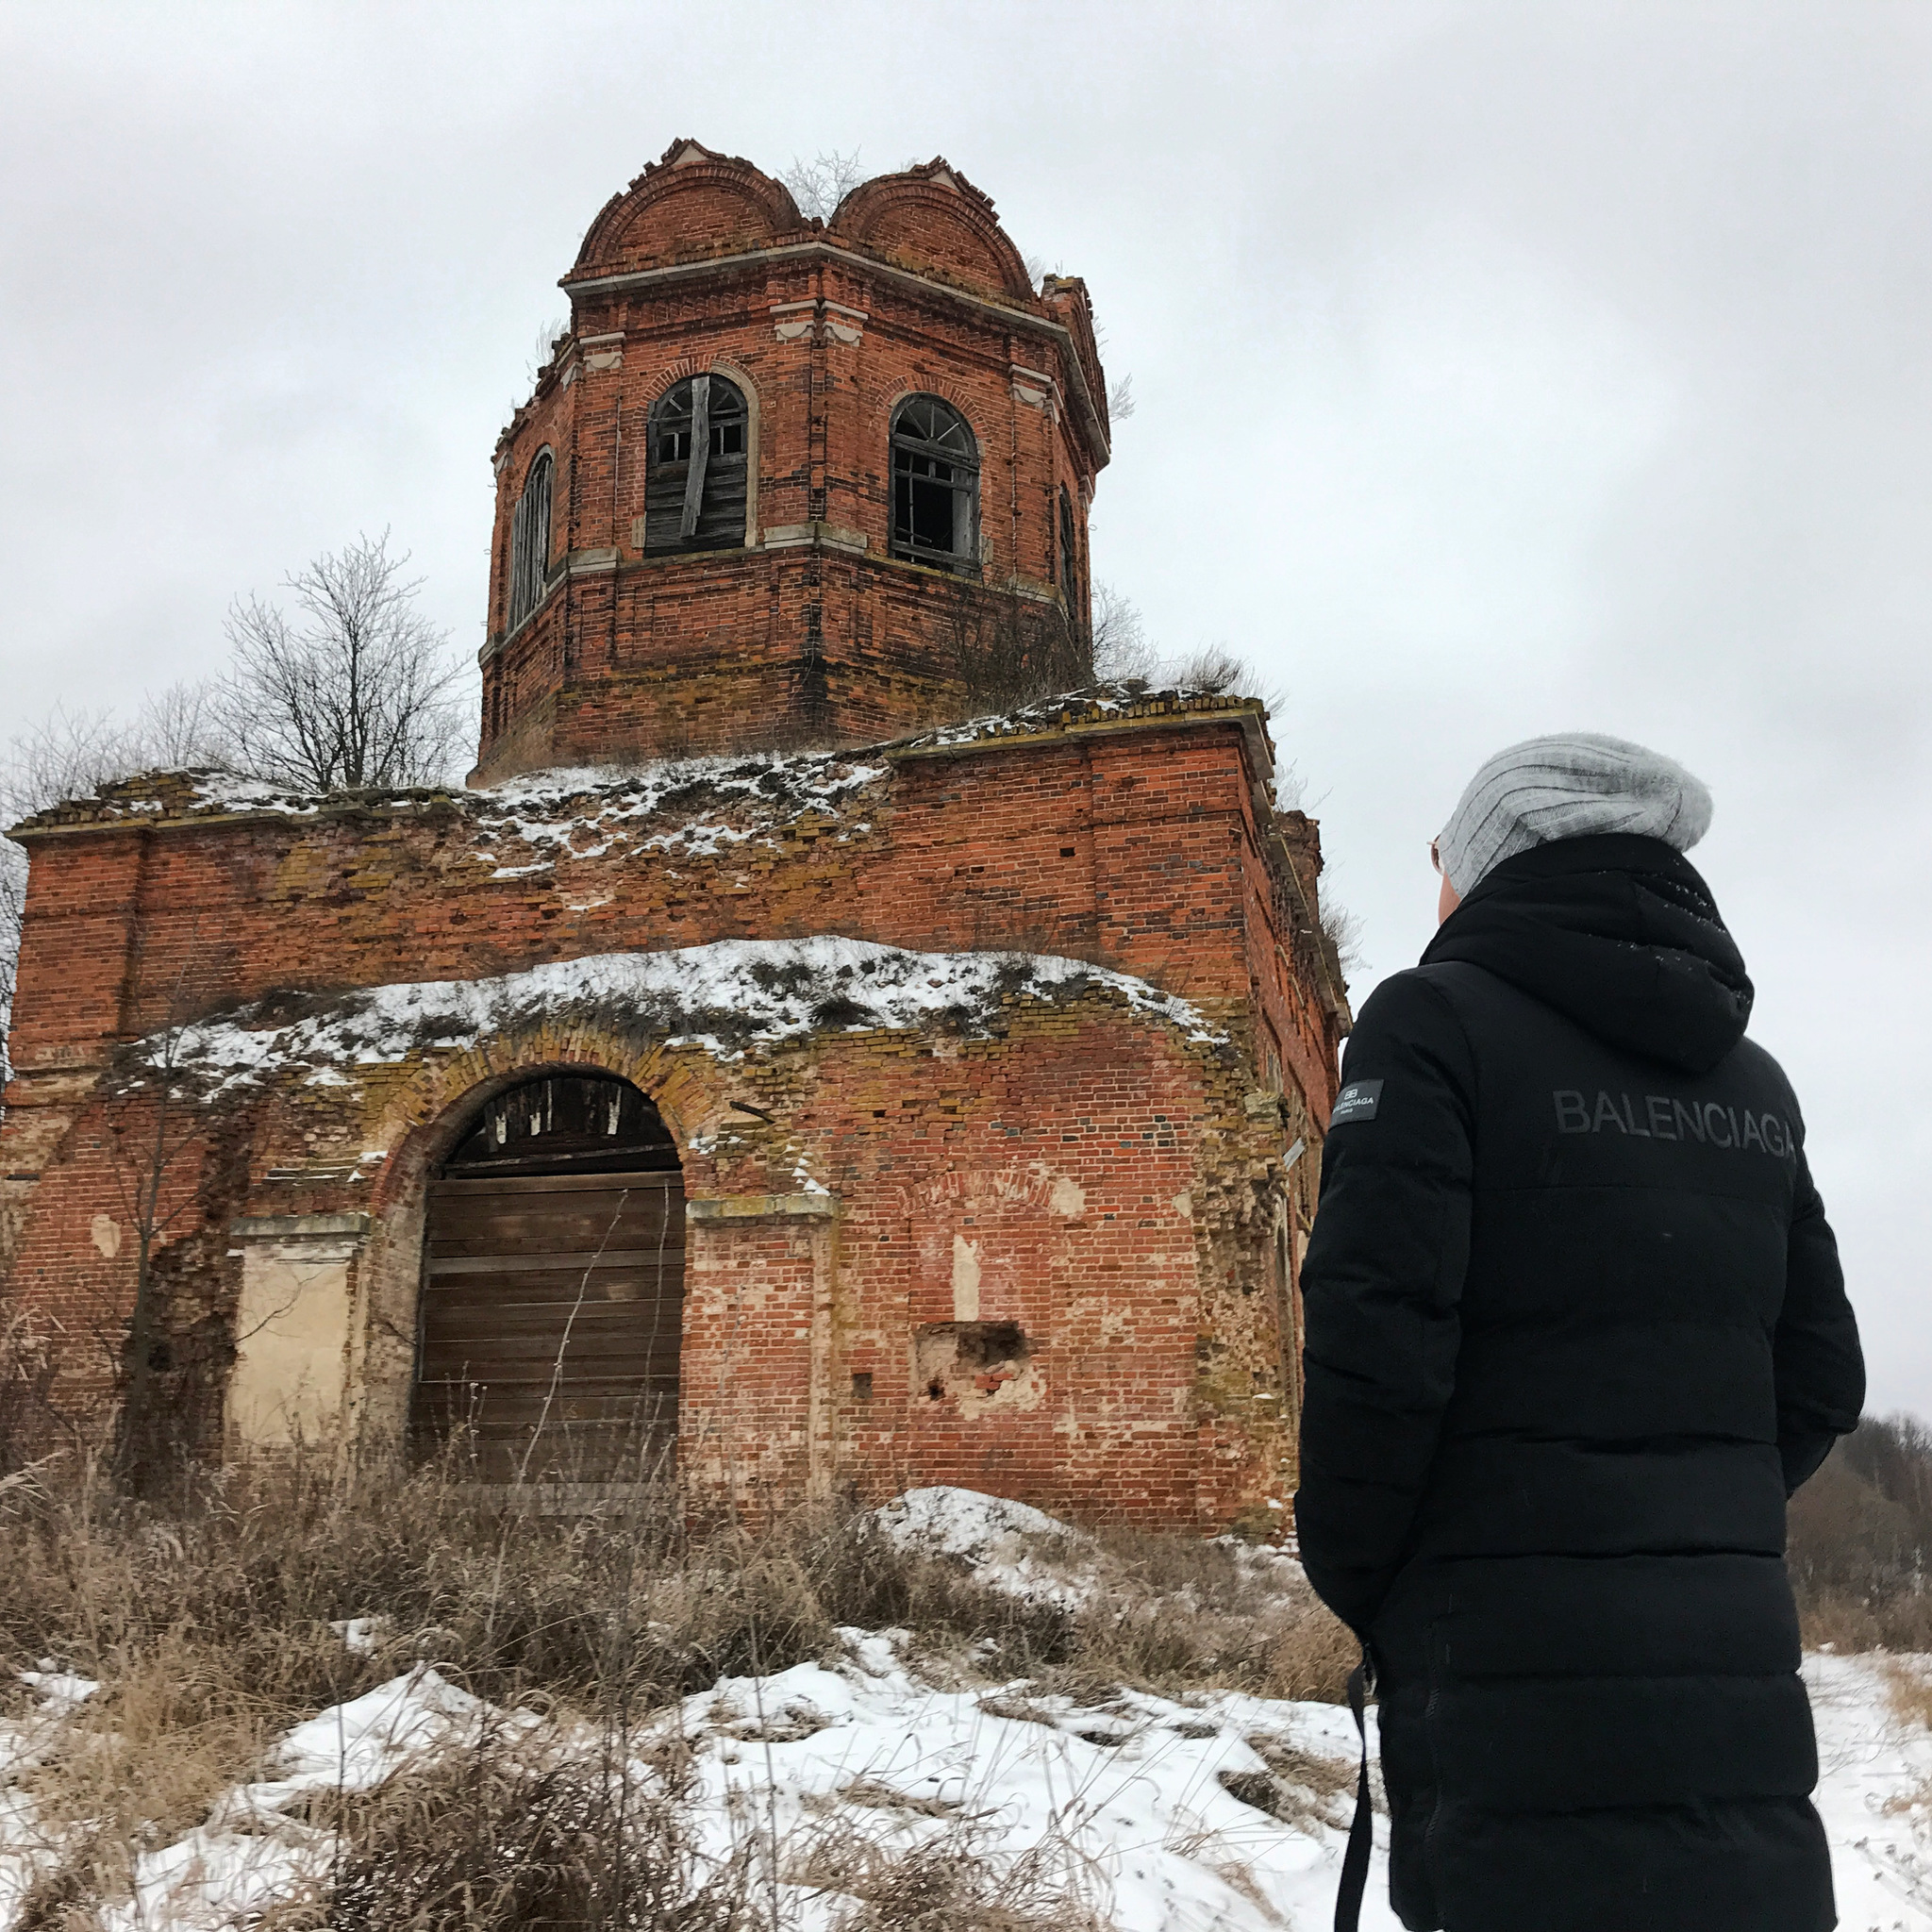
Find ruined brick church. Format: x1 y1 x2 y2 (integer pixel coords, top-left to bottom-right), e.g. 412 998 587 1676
0 142 1348 1531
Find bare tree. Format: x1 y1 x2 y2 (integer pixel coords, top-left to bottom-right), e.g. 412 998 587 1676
943 584 1090 716
779 149 867 223
2 538 458 1082
138 679 225 768
217 531 466 791
1108 371 1137 423
1091 581 1155 682
1 703 149 816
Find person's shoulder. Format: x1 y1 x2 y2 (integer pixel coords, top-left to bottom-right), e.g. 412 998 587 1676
1354 962 1492 1033
1724 1032 1805 1116
1347 966 1476 1061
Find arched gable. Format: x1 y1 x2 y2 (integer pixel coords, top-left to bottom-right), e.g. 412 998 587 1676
831 159 1035 304
573 138 806 279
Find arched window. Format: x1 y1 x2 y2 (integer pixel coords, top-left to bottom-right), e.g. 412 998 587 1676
415 1074 684 1484
507 449 553 629
891 396 979 575
645 374 749 553
1058 487 1080 618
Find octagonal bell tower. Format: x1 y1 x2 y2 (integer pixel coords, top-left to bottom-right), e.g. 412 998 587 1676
473 140 1112 784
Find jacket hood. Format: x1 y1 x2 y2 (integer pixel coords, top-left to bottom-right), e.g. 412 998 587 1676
1420 833 1753 1074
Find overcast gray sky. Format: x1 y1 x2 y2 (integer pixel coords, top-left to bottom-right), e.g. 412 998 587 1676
4 3 1927 1406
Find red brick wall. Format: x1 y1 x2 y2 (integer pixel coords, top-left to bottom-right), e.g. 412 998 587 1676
4 990 1291 1529
0 705 1343 1530
5 708 1338 1119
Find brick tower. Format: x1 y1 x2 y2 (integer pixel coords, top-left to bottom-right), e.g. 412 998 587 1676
475 140 1112 783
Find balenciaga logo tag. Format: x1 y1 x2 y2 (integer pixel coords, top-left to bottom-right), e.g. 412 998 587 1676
1331 1079 1384 1126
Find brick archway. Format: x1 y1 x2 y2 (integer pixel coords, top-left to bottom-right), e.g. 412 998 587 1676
409 1071 686 1487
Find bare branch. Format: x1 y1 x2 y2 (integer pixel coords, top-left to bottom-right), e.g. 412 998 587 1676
779 149 867 223
525 315 569 385
1091 582 1155 682
139 680 225 769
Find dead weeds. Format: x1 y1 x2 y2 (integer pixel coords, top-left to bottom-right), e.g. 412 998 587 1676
0 1456 1347 1927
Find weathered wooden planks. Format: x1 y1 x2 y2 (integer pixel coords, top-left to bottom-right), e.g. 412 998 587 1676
410 1170 685 1481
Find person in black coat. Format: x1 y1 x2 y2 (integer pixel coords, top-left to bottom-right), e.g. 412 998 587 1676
1295 733 1864 1932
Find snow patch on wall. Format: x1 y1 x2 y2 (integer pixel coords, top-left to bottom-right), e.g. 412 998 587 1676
129 937 1224 1098
465 750 888 867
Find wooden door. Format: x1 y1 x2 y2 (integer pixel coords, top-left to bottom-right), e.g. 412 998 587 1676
412 1169 685 1483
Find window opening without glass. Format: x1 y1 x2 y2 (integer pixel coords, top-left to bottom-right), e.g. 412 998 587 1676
1058 487 1080 619
645 374 749 553
507 450 553 629
891 396 979 575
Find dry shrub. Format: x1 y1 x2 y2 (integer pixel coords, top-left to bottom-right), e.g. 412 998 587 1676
315 1734 755 1932
1033 1529 1355 1704
1791 1414 1932 1652
799 1827 1106 1932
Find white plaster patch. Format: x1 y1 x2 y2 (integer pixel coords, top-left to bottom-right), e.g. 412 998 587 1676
229 1241 356 1451
1048 1175 1085 1218
89 1214 122 1258
951 1235 981 1323
1171 1191 1193 1218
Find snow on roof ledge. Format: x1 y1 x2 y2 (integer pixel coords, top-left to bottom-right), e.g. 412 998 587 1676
9 686 1270 835
135 936 1227 1098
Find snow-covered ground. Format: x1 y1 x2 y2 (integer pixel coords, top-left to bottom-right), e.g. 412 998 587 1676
3 1491 1930 1930
1808 1651 1932 1931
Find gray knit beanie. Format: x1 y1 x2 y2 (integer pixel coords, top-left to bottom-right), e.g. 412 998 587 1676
1436 732 1713 897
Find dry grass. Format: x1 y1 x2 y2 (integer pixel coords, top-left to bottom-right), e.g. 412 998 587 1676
795 1825 1108 1932
305 1737 757 1932
12 1620 337 1919
1883 1657 1932 1734
1039 1527 1356 1705
1221 1733 1360 1833
0 1453 1349 1927
1800 1591 1932 1655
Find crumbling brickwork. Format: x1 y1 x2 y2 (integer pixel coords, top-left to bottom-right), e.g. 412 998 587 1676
0 145 1349 1534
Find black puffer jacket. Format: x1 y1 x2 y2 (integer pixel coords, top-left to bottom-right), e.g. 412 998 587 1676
1295 833 1863 1932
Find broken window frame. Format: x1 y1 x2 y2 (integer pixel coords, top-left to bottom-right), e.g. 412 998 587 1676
645 373 750 555
890 395 980 576
507 448 554 630
1058 486 1081 622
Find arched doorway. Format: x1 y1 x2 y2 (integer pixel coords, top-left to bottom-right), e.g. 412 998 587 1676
411 1073 684 1484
